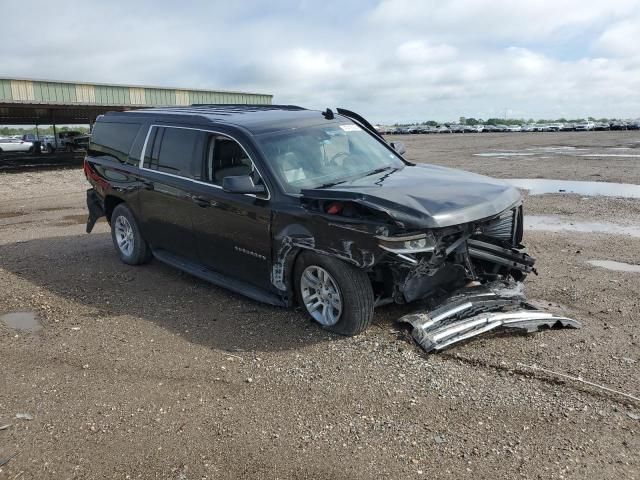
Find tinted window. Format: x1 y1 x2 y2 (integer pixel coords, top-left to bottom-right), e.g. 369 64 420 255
89 122 142 163
204 134 253 185
145 127 203 179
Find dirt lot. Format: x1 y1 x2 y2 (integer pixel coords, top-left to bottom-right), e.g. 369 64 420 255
1 132 639 479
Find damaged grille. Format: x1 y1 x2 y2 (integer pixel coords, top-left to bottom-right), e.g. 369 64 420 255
481 206 523 245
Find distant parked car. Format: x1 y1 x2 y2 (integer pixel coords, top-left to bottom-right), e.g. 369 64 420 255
436 125 452 134
627 120 640 130
559 123 575 131
593 122 610 131
506 125 522 132
55 131 85 150
22 133 40 142
574 122 595 131
0 137 34 153
546 123 563 132
609 121 627 131
520 124 534 132
482 125 498 133
70 134 91 150
39 135 56 153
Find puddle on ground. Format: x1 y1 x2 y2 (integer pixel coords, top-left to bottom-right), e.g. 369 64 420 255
525 215 640 237
587 260 640 273
579 153 640 158
0 210 28 219
474 152 535 157
1 311 42 332
506 179 640 198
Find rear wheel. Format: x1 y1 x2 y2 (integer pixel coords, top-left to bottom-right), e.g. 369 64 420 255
110 204 152 265
295 252 374 335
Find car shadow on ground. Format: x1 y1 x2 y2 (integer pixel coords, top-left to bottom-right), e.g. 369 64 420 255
0 232 410 353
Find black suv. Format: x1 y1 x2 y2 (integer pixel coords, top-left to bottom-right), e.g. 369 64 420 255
85 105 534 337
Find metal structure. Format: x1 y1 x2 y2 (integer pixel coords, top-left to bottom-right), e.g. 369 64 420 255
0 77 272 125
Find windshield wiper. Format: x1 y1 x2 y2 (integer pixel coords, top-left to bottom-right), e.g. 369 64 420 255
362 166 396 177
315 180 348 189
315 167 397 189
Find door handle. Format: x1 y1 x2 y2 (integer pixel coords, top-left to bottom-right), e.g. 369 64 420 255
142 180 154 191
190 195 210 207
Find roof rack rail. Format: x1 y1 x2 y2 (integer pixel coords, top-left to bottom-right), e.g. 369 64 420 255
189 104 305 110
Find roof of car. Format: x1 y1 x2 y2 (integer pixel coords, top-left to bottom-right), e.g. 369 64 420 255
100 104 341 135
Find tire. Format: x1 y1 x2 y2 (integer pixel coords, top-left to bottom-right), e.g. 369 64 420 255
294 251 374 335
110 204 152 265
47 145 54 154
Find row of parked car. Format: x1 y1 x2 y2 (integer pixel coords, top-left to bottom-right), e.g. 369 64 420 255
0 131 90 154
381 120 640 135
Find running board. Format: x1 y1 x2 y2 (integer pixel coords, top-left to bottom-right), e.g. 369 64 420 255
398 281 581 353
152 249 286 307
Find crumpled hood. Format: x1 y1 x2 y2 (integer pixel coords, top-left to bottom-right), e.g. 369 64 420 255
301 164 522 229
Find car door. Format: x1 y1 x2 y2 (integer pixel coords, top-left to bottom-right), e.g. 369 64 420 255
137 125 205 260
188 132 273 289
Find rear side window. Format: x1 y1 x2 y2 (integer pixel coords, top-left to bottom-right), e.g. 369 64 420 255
89 122 142 164
143 126 204 180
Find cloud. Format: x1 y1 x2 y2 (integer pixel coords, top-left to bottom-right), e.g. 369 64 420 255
2 0 640 122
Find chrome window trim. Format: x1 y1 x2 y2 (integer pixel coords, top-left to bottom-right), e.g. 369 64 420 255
138 124 271 200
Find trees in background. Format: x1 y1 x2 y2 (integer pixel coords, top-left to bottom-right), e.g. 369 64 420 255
0 126 90 136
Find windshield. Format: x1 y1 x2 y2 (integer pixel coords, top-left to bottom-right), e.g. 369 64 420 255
256 122 405 193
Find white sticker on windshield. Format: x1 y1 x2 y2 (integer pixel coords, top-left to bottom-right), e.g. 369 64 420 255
340 124 362 132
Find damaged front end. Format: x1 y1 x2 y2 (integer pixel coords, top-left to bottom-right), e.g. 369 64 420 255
378 205 534 304
294 178 580 351
376 205 581 352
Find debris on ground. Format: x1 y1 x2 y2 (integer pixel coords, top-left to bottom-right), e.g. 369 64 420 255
14 413 33 421
399 281 581 353
0 452 18 468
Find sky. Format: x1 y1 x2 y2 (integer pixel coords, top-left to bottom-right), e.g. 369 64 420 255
3 0 640 123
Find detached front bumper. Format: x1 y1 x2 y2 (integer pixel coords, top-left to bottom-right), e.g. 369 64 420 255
399 281 581 353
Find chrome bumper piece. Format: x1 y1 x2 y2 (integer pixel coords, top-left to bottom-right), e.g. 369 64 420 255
398 282 581 353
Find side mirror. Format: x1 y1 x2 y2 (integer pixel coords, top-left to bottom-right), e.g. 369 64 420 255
390 141 406 155
222 175 266 195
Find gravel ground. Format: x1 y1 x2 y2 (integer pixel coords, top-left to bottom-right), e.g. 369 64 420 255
1 132 639 479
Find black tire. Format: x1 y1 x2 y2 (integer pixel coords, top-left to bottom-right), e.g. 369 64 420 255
47 145 54 153
294 251 374 335
110 204 152 265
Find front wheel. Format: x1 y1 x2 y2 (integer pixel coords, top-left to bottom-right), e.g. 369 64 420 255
110 204 152 265
295 252 374 335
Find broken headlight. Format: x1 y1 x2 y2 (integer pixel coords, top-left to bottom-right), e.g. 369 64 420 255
377 232 436 253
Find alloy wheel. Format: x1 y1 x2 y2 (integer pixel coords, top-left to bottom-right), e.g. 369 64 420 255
300 265 342 326
114 215 134 257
